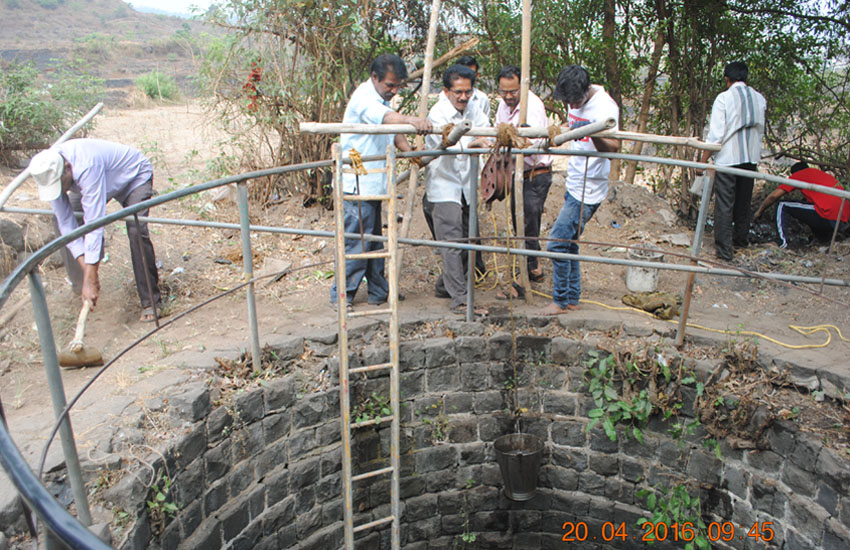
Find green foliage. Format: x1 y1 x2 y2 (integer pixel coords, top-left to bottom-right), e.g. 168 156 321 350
136 71 179 101
455 479 478 548
147 470 178 537
354 392 392 425
0 61 104 154
637 484 709 550
3 0 21 8
73 33 117 61
584 351 653 442
198 0 432 205
420 400 451 443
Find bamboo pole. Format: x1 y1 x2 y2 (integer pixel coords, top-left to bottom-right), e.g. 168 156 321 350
404 37 479 83
398 0 441 270
300 122 721 151
513 0 532 302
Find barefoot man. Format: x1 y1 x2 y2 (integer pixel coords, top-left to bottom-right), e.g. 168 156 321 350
542 65 620 315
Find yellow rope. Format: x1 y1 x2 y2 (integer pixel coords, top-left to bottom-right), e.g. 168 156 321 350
348 149 368 176
530 287 844 350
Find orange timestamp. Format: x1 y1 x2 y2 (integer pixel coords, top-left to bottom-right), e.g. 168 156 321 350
561 520 775 544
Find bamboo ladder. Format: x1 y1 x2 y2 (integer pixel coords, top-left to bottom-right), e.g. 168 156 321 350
332 143 402 549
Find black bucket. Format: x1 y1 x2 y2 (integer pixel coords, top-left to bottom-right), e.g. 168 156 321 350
493 433 544 501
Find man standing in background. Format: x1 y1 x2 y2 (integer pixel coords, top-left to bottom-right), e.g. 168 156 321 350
696 61 766 262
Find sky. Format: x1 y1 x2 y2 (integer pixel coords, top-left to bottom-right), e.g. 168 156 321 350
125 0 216 16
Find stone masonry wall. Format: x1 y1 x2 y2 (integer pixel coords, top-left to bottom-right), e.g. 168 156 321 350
111 317 850 550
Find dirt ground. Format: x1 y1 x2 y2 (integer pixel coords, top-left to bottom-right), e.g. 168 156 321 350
1 100 849 513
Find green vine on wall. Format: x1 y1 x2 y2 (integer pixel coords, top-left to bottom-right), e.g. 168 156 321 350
636 483 710 550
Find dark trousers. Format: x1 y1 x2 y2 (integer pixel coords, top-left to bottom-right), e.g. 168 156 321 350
713 163 755 260
510 170 553 272
58 179 160 308
423 196 472 309
422 194 485 276
777 202 850 247
330 199 389 305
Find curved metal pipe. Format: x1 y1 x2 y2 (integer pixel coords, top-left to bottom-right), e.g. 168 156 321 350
1 145 848 550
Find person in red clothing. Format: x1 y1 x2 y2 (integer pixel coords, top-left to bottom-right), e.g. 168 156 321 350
754 161 850 247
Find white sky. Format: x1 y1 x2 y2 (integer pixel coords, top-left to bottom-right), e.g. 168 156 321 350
125 0 215 16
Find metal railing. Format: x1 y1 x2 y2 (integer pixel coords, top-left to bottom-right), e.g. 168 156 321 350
1 147 848 550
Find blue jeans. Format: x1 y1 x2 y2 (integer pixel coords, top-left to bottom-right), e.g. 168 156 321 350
546 192 599 307
330 199 389 305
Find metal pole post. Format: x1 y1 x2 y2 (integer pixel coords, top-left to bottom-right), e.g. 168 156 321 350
27 272 93 527
237 182 261 371
676 175 714 347
466 156 479 322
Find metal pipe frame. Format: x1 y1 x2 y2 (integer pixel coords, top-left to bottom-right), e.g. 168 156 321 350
28 272 93 528
4 207 847 289
237 182 262 371
1 145 848 550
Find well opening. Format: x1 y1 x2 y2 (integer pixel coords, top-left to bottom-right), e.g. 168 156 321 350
60 316 850 550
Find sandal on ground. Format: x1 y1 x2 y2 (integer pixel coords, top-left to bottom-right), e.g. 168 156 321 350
140 303 163 322
529 268 545 283
451 303 489 316
330 301 354 313
495 282 525 300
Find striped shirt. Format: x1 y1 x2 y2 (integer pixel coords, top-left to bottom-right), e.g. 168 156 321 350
705 81 766 166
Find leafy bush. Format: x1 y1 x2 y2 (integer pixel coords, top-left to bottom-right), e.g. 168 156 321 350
135 71 179 101
0 61 104 156
73 33 117 61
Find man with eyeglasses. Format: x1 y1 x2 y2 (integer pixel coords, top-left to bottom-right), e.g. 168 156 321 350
437 55 490 121
423 64 491 314
494 65 554 294
330 54 432 311
542 65 620 316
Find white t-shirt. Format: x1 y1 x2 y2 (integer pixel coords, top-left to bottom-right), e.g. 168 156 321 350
566 85 619 205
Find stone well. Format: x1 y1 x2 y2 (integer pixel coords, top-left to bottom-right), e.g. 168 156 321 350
93 316 850 550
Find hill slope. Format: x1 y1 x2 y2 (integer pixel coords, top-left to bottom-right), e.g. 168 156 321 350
1 0 213 102
0 0 202 49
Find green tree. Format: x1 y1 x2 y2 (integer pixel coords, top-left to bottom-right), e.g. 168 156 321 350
198 0 432 206
0 61 104 158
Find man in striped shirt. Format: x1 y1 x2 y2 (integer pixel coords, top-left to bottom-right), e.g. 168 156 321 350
696 61 766 262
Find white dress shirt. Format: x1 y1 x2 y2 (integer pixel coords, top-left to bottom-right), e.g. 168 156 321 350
425 98 490 204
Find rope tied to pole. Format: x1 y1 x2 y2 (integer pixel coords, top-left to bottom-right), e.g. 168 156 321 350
494 123 530 149
547 124 561 148
440 123 456 148
348 149 368 176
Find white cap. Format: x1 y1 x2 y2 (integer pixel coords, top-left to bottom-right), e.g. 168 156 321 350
28 150 65 201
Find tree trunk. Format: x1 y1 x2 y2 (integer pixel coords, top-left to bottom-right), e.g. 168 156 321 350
624 29 666 185
602 0 622 180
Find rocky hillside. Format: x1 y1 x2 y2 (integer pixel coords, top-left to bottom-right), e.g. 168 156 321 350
1 0 211 102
